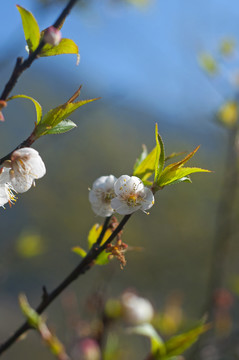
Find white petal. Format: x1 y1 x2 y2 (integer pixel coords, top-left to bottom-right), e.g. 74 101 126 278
0 168 11 185
0 185 9 207
10 173 33 193
126 176 144 193
111 197 140 215
140 188 155 211
114 175 131 195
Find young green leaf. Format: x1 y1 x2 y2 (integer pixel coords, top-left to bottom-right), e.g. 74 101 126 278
158 167 210 187
72 246 87 258
154 123 165 183
34 97 98 137
16 5 40 52
40 38 80 63
43 119 77 135
163 323 210 358
133 146 157 181
133 144 148 172
156 146 210 188
8 94 42 124
88 224 112 265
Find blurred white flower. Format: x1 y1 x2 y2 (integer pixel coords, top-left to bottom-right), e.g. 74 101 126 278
111 175 154 215
89 175 117 217
121 292 154 325
0 168 16 208
5 148 46 193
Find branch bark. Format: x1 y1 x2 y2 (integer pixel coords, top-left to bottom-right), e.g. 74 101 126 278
0 215 131 356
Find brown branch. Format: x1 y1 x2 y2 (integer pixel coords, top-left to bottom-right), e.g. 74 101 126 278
0 215 131 356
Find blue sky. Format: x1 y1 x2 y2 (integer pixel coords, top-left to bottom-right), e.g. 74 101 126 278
1 0 239 124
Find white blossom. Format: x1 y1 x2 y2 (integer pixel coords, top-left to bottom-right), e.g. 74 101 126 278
5 148 46 193
121 292 154 325
111 175 154 215
0 168 16 208
89 175 117 217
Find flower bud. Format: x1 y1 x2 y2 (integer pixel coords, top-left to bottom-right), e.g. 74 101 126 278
43 26 62 46
71 338 101 360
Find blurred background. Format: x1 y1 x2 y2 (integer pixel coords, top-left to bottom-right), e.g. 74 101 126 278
1 0 239 359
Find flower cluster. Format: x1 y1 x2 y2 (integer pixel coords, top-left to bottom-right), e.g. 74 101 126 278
0 147 46 208
89 175 154 216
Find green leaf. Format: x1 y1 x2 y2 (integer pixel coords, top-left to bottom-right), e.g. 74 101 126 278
154 123 165 183
35 98 98 137
133 144 148 172
8 94 42 124
158 167 210 187
40 38 80 62
133 146 157 181
43 119 77 135
163 324 210 358
198 53 218 75
72 246 87 258
88 224 112 265
127 324 166 358
16 5 40 52
165 151 186 162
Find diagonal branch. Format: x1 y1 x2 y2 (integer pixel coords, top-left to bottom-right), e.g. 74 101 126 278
0 214 131 356
0 0 79 101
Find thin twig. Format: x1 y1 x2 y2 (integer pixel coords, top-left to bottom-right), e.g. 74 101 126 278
0 215 131 356
0 0 79 102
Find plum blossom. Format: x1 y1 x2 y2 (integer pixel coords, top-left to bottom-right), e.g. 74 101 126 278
111 175 154 215
4 147 46 193
89 175 117 217
0 168 16 208
121 292 154 325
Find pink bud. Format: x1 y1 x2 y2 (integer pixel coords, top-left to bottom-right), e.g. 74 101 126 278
71 338 101 360
44 26 61 46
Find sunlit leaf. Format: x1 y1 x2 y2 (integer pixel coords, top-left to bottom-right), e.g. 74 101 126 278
133 146 157 181
154 123 165 183
198 53 218 75
88 224 112 265
127 323 166 358
16 5 40 52
40 38 80 62
133 144 148 172
35 98 98 137
217 101 238 127
165 151 186 162
163 324 210 358
158 167 210 187
8 94 42 124
72 246 87 258
43 119 77 134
